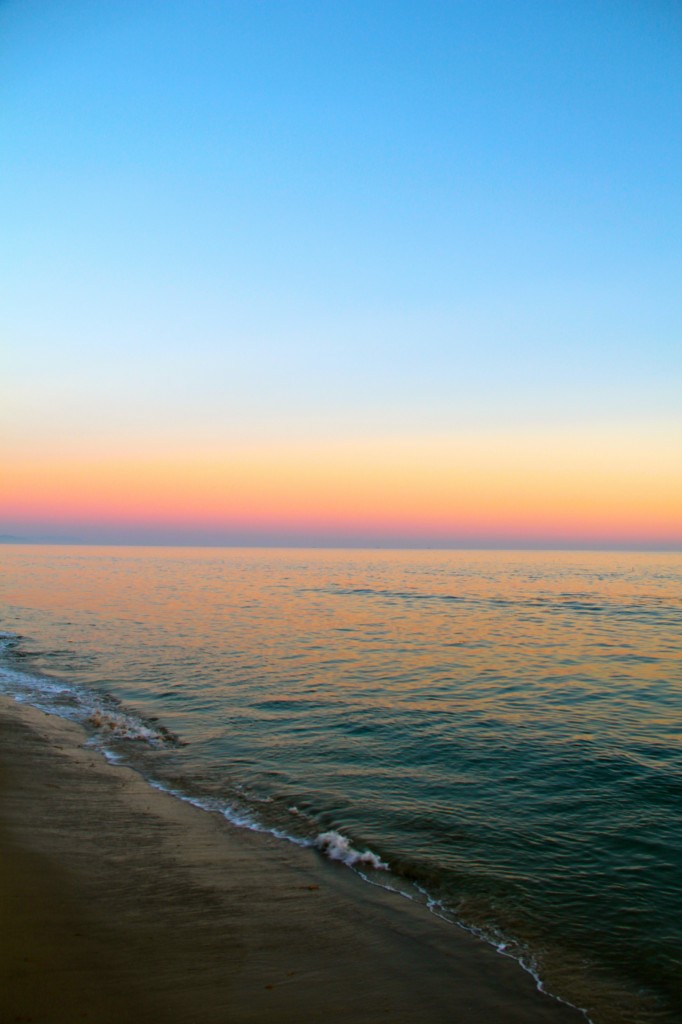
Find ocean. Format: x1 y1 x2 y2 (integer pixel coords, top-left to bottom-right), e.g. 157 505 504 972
1 545 680 1023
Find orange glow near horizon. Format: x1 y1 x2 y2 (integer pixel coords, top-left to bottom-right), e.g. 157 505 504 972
2 429 680 544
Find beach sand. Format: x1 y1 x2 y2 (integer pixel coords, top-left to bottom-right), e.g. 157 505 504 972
0 698 585 1024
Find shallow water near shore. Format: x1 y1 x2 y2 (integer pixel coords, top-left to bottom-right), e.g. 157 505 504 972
1 545 680 1024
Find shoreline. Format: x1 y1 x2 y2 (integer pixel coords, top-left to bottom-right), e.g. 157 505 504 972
0 697 586 1024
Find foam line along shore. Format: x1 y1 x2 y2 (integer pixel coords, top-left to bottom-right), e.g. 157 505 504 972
0 696 587 1024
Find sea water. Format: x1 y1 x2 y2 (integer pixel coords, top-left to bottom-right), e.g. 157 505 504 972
1 545 680 1023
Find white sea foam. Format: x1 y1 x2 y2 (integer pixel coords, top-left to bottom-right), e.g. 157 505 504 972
0 638 176 748
313 830 388 870
143 778 312 850
85 707 173 745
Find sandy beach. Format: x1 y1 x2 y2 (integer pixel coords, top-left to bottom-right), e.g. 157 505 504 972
0 697 585 1024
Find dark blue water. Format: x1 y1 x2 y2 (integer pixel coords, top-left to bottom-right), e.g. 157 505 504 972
1 546 680 1023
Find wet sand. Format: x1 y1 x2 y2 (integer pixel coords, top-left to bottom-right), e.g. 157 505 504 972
0 698 586 1024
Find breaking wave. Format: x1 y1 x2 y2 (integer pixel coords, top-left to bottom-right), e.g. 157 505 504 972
313 830 388 870
0 630 177 748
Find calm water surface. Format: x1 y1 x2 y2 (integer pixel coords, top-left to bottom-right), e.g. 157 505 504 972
1 546 680 1024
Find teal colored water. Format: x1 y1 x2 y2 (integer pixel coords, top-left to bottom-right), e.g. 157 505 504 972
1 546 680 1024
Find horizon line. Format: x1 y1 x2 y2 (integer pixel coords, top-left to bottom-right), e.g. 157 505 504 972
1 538 680 554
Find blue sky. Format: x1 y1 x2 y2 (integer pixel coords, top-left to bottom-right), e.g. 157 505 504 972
1 1 680 544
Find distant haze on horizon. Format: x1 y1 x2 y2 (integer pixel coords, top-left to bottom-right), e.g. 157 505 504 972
2 1 680 550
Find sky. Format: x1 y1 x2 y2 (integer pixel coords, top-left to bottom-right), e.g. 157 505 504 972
1 0 680 548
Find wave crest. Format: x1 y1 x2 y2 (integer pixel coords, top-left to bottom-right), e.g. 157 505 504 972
86 708 176 745
313 830 388 870
0 632 178 748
